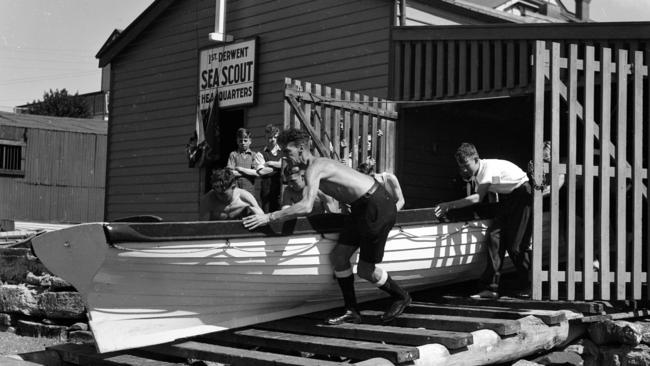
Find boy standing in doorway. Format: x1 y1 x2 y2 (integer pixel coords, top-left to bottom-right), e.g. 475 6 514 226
227 128 264 197
257 124 283 212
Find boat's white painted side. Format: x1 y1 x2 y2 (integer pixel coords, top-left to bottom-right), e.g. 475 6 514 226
33 219 492 353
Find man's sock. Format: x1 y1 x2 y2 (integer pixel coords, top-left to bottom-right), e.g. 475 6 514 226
335 269 357 310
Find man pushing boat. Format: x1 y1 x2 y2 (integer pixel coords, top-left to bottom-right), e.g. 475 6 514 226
243 128 411 324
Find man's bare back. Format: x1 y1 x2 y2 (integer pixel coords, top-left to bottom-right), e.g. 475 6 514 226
308 158 376 205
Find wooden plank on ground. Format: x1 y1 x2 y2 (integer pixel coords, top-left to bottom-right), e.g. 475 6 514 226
407 302 566 325
145 341 347 366
202 329 419 364
49 344 185 366
258 317 472 349
440 295 605 314
361 310 520 336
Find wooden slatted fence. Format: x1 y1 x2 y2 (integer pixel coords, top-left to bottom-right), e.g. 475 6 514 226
532 40 650 301
283 78 398 173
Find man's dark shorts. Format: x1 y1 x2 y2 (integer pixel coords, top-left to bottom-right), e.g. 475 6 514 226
338 182 397 263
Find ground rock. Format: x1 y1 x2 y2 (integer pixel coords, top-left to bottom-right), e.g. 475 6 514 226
0 284 38 315
25 271 73 290
0 248 49 283
532 351 583 365
16 319 67 341
588 320 643 346
599 343 650 366
0 313 10 331
513 360 543 366
68 330 94 344
564 338 600 366
68 322 88 331
37 291 85 319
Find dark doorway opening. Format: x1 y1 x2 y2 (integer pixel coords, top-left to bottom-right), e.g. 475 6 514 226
204 108 245 192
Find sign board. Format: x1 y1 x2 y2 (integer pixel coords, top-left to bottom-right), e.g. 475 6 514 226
198 38 256 110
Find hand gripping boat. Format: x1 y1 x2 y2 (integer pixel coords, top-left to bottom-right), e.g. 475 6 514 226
31 208 493 353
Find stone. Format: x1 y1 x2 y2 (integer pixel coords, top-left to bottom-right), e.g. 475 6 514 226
37 291 85 319
635 320 650 345
0 248 49 283
600 344 650 366
68 322 88 331
25 272 73 290
588 320 643 346
68 330 94 344
0 312 10 331
16 319 67 341
564 338 600 358
513 360 543 366
532 351 583 365
0 284 38 315
0 312 11 326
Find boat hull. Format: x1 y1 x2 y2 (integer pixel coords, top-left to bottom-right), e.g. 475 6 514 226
32 209 493 353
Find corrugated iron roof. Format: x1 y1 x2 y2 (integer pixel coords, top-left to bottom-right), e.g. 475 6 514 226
0 111 107 135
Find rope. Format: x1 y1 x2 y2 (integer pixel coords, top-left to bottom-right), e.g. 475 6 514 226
390 222 487 242
110 237 323 255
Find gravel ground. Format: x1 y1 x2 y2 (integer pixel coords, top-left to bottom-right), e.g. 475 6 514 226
0 331 63 356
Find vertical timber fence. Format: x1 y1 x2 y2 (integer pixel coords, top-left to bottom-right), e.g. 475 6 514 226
532 41 650 301
283 78 398 173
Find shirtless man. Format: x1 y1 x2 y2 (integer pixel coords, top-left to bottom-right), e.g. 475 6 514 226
357 162 405 211
199 168 264 221
281 166 339 214
244 128 410 324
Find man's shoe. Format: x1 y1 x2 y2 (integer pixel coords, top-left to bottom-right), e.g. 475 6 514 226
470 289 499 299
325 309 361 325
380 295 412 323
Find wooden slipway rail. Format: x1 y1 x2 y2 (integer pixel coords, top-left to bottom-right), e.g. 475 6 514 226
8 297 633 366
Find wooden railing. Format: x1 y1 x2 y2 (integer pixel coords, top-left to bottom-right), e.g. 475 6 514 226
283 78 398 173
532 40 649 301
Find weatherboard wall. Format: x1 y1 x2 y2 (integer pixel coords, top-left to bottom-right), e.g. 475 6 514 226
105 0 394 221
0 124 106 223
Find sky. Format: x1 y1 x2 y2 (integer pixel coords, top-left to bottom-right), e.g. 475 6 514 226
0 0 649 113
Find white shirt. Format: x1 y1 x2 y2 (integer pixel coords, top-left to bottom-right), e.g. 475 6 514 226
476 159 528 194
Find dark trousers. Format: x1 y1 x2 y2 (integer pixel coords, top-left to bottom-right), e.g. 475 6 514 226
480 182 533 291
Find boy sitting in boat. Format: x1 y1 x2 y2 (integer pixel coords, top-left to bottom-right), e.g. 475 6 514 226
433 142 532 299
357 162 405 211
281 165 339 214
199 168 264 220
243 128 411 325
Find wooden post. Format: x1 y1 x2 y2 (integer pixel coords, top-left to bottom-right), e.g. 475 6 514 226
615 49 628 300
632 50 645 299
583 45 596 300
549 42 561 300
532 41 546 300
598 47 612 300
566 44 578 300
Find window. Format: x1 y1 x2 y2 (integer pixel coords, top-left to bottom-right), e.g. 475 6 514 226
0 139 25 176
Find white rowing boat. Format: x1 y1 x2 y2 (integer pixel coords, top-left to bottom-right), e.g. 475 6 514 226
31 208 494 353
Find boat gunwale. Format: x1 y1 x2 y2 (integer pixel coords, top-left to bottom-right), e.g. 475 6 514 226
105 207 477 243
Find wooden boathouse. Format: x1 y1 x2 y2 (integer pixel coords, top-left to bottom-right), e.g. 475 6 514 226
95 0 650 304
0 111 106 223
96 0 580 221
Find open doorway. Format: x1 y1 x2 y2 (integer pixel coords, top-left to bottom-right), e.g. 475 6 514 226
203 108 245 192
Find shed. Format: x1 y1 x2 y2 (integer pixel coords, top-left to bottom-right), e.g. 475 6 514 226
96 0 579 221
0 111 107 223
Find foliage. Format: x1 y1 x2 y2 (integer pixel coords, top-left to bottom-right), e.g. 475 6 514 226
27 89 91 118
